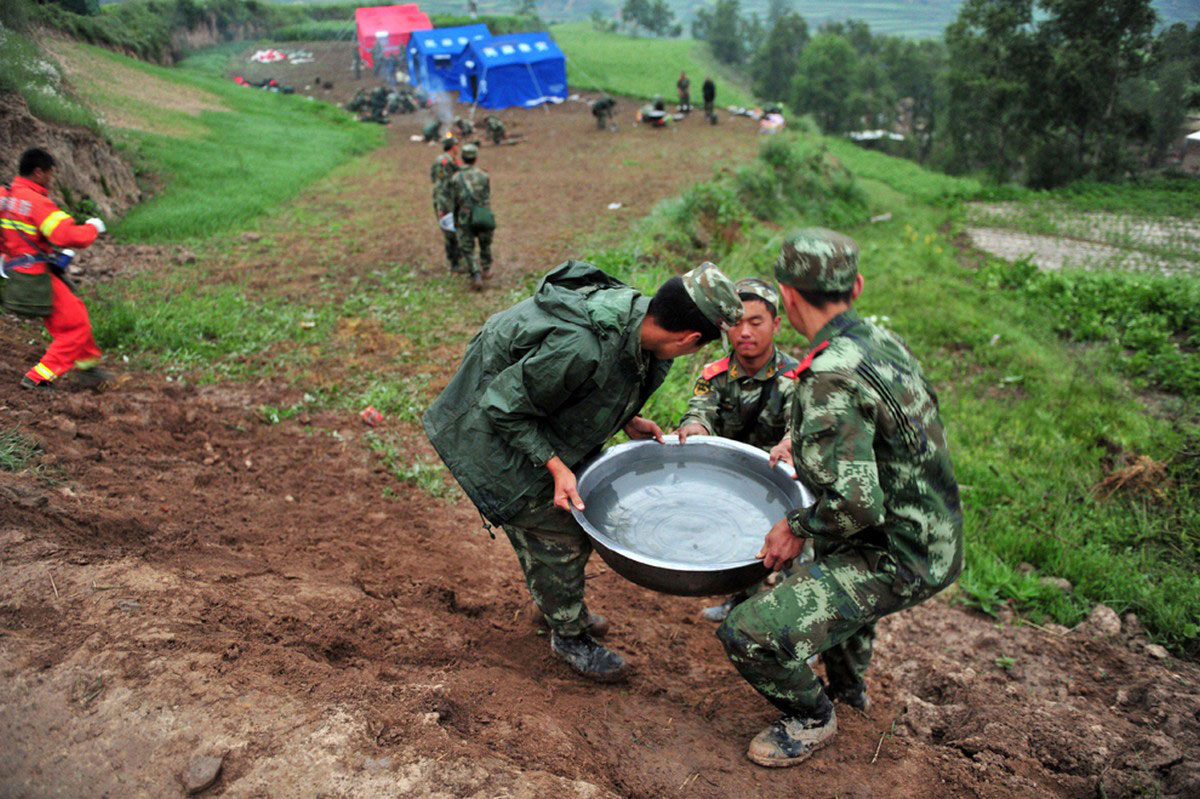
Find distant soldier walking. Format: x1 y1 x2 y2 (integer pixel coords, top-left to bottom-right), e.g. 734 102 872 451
1 148 111 390
677 71 691 113
430 137 463 274
702 76 716 124
449 143 494 291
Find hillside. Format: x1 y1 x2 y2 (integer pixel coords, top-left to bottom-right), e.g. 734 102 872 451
2 17 1199 799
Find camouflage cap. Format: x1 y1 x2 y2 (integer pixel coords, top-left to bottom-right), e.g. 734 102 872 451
775 228 859 292
461 143 479 159
733 277 780 310
682 262 743 330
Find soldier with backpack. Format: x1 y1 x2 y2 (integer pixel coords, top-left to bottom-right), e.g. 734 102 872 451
449 143 494 291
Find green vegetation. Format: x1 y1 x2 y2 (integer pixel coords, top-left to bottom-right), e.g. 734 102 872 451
0 426 42 473
50 42 382 240
577 133 1200 654
0 5 99 131
366 431 457 498
551 21 753 106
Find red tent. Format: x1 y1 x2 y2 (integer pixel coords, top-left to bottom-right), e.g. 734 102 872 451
355 5 432 68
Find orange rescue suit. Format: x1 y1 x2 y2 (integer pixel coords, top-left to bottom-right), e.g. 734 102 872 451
1 176 101 384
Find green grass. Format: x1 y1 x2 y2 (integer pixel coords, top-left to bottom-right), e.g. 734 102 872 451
550 22 753 106
0 426 42 473
0 27 100 132
572 132 1200 655
56 43 384 241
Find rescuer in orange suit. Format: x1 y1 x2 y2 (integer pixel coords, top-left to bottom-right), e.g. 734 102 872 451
1 148 110 391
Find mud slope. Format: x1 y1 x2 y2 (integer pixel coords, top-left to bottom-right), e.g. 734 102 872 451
2 97 1198 799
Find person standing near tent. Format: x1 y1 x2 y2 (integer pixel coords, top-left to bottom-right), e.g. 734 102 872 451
431 137 463 274
450 143 494 292
592 95 616 131
703 76 716 124
677 71 691 113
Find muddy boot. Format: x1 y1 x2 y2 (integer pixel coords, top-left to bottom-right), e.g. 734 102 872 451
19 376 54 392
449 261 466 274
550 631 627 683
470 273 484 292
530 603 609 638
481 266 494 280
73 366 114 389
747 706 837 768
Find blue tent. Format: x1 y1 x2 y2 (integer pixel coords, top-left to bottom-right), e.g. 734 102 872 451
406 24 490 94
454 33 567 110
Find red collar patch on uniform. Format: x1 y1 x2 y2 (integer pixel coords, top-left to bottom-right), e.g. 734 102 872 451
783 340 830 379
700 355 731 381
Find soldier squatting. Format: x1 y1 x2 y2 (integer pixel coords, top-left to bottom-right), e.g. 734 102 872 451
427 230 963 768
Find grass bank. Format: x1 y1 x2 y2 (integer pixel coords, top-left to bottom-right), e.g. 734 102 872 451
47 41 382 241
550 22 753 107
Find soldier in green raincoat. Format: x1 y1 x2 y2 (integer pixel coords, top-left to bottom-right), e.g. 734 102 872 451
424 262 744 682
717 228 963 768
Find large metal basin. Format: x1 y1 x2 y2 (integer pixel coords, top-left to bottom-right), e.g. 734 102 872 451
571 435 814 597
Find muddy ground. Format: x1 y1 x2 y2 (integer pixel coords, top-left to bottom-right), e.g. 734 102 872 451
2 65 1199 799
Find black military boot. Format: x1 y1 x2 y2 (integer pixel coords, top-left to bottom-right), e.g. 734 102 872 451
747 700 837 768
19 376 54 392
550 631 628 682
821 677 871 712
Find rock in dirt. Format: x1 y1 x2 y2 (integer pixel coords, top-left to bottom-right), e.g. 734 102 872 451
1080 604 1122 638
1145 644 1169 660
184 752 224 795
1039 576 1073 593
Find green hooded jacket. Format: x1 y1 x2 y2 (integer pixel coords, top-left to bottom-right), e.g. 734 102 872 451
423 261 673 525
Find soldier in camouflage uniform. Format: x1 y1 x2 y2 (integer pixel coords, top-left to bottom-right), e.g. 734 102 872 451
717 228 963 768
422 119 442 142
453 116 474 137
449 143 493 291
484 115 506 145
676 277 800 622
430 137 463 274
424 261 744 682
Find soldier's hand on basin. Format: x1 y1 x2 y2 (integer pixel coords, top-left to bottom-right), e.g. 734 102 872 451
624 416 665 443
768 436 793 468
675 423 709 444
547 456 585 512
757 518 805 572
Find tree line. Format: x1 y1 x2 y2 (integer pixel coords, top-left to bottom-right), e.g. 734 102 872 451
693 0 1200 187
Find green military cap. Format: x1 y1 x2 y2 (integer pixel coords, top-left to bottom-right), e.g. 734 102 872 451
682 262 743 330
733 277 780 310
775 228 859 292
461 143 479 159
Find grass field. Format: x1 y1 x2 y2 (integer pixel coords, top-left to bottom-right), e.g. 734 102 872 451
47 41 382 242
550 22 754 107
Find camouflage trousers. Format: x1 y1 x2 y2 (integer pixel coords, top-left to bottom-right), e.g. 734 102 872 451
456 227 493 278
717 547 927 716
441 227 461 270
502 494 592 637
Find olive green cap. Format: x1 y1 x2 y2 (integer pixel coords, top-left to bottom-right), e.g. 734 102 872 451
733 277 780 310
461 143 479 159
682 262 743 330
775 228 859 292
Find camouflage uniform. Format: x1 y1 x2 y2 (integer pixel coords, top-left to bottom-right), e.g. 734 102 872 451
592 96 616 130
430 151 461 272
423 262 743 636
450 149 493 279
717 229 963 719
678 345 798 451
484 115 506 145
422 119 442 142
453 116 474 137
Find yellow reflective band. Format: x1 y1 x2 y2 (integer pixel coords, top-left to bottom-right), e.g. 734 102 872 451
33 363 56 381
1 218 37 235
39 211 72 238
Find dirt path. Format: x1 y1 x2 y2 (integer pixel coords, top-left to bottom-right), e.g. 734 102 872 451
2 94 1198 799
